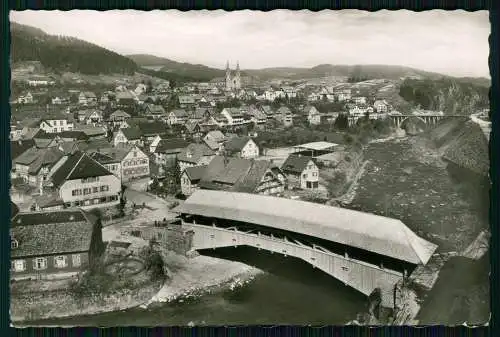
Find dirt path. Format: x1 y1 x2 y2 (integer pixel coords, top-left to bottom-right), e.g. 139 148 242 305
329 160 370 205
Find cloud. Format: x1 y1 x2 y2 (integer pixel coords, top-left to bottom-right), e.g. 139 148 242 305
9 9 490 77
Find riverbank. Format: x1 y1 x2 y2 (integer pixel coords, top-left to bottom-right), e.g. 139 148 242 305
12 278 163 325
146 250 263 306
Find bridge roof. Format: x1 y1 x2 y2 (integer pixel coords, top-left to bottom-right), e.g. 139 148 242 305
174 190 438 265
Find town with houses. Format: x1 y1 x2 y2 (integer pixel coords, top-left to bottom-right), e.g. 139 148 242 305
9 62 490 326
10 60 410 214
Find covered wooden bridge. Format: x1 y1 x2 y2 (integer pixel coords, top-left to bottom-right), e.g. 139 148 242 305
173 190 438 308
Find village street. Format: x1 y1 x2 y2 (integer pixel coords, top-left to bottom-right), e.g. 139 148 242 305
102 178 180 243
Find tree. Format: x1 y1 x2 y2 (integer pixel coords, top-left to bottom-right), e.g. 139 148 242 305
334 114 349 130
70 94 79 104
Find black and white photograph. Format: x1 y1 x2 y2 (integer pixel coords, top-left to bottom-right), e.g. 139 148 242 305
8 9 490 326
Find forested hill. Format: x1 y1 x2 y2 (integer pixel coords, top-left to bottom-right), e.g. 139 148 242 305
398 77 490 115
127 54 226 81
11 22 138 75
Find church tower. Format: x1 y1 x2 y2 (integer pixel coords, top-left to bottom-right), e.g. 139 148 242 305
234 61 241 90
225 60 232 91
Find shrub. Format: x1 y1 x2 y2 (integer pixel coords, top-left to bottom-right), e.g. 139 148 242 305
139 242 167 281
169 200 180 210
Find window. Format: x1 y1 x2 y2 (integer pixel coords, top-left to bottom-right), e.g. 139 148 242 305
100 185 109 192
312 172 317 177
302 174 307 179
306 181 312 189
13 260 26 272
33 257 47 270
93 187 98 193
72 189 82 196
11 239 18 249
83 188 91 195
133 151 137 157
54 256 67 268
72 254 81 267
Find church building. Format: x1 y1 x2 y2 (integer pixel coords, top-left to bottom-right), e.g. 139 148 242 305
225 61 241 91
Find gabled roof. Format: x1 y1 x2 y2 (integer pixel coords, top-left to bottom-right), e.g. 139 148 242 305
184 120 203 134
222 107 244 118
174 190 438 266
178 143 215 164
20 117 42 128
155 138 190 154
178 96 196 104
197 156 278 194
11 202 20 219
97 144 138 162
276 106 292 115
11 209 97 258
224 136 253 153
145 104 166 115
184 165 207 181
281 154 315 174
89 151 121 164
119 127 143 140
11 139 36 160
109 110 131 119
199 156 252 188
170 109 189 118
26 147 64 174
233 159 275 193
136 122 168 136
192 108 211 119
57 130 89 141
204 130 226 142
50 151 113 187
203 139 219 151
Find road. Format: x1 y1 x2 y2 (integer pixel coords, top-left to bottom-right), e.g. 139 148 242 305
102 180 180 243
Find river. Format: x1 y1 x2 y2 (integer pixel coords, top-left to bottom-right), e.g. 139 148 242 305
27 136 490 326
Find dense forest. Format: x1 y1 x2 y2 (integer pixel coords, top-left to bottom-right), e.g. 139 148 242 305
11 22 138 75
399 78 489 115
128 54 226 81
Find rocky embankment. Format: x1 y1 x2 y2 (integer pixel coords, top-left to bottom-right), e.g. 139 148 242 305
429 118 489 177
11 279 163 325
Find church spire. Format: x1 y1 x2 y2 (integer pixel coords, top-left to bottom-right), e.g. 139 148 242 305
226 60 230 71
236 60 240 73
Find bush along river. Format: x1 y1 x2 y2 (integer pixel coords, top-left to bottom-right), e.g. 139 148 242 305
27 135 490 326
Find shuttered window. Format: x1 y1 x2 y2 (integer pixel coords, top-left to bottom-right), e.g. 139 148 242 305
33 257 47 270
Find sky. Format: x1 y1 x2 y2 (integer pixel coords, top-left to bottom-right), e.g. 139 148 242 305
10 9 490 78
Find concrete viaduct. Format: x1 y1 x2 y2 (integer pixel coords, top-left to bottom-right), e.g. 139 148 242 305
173 190 438 309
348 114 465 128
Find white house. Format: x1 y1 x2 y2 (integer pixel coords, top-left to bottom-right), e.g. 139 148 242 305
47 151 121 209
353 96 367 105
17 92 34 104
223 136 259 159
281 87 297 99
180 166 206 196
336 89 352 102
92 145 150 183
373 100 389 113
177 143 216 174
275 106 294 127
304 106 321 126
167 109 189 126
281 155 319 190
39 117 74 134
78 92 98 106
220 108 245 126
108 110 131 128
113 128 143 147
